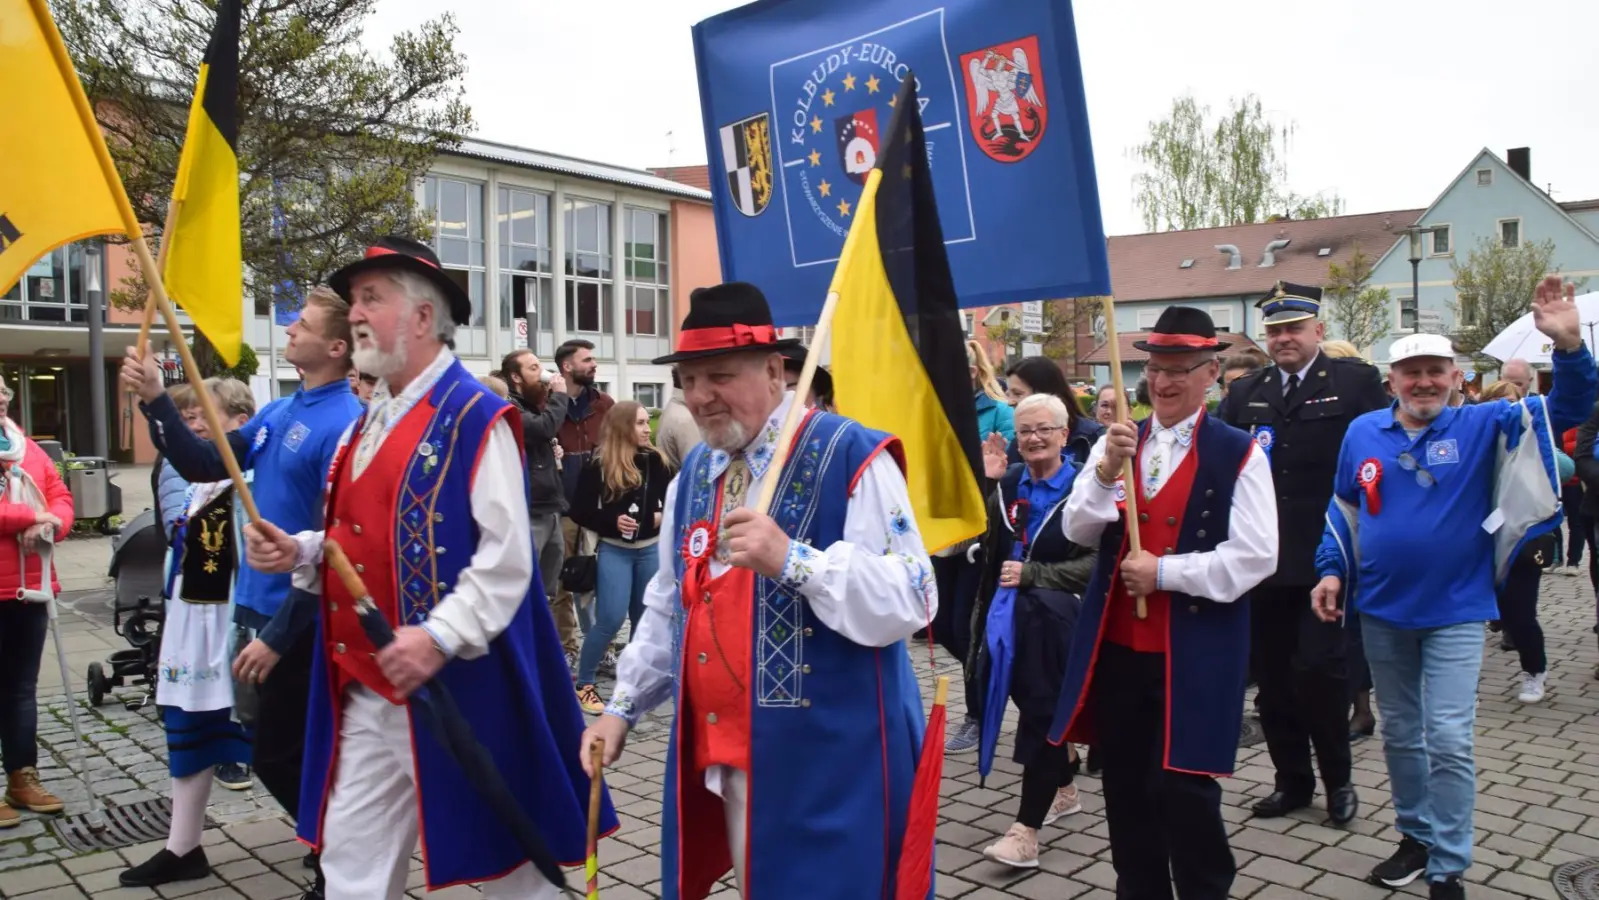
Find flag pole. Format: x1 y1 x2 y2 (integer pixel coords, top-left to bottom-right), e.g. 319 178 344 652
1099 296 1146 619
121 198 179 451
31 0 260 524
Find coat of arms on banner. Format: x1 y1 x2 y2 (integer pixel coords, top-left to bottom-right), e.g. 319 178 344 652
961 35 1048 162
718 113 774 217
834 109 880 185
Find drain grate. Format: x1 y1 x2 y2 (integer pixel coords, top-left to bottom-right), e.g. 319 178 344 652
50 797 201 853
1239 714 1265 748
1554 858 1599 900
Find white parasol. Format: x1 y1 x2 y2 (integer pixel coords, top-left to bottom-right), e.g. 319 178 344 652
1481 291 1599 364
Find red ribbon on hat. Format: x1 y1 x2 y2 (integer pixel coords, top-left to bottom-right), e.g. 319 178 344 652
363 245 442 271
1144 332 1220 349
1356 458 1383 515
676 323 778 353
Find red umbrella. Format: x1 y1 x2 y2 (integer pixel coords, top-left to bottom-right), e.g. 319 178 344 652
894 675 949 899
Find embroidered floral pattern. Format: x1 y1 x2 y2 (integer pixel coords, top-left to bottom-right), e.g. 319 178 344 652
779 541 822 592
604 689 641 726
160 660 227 688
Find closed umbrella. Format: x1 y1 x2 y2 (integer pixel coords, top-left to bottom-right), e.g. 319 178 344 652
978 499 1029 784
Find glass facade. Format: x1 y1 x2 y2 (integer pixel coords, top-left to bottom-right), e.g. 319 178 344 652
0 246 99 324
423 175 488 355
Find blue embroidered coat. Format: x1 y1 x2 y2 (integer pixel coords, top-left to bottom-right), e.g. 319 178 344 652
1048 415 1256 776
659 410 933 900
297 361 616 889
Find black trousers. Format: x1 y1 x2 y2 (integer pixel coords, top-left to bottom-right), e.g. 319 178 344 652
931 553 982 722
1496 558 1547 675
0 602 48 773
1018 739 1077 829
1251 586 1351 798
1564 484 1587 565
1093 643 1234 900
252 626 314 821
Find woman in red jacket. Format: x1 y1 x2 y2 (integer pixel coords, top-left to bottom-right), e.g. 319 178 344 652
0 389 76 829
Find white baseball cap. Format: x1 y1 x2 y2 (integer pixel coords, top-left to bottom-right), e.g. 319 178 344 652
1387 333 1456 365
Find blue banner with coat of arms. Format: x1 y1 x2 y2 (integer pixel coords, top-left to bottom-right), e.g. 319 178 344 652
692 0 1110 326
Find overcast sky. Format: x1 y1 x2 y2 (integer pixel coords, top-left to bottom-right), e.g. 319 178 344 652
366 0 1597 236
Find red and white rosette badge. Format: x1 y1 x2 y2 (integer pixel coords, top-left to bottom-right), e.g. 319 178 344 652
1356 458 1383 515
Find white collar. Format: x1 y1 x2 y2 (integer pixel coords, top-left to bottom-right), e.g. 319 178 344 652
1280 350 1321 382
1149 409 1201 447
705 391 796 482
365 346 455 430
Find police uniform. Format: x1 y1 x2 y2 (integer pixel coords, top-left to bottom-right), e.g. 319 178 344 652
1216 282 1388 824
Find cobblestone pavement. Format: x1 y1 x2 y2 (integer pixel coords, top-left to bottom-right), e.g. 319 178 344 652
6 524 1599 898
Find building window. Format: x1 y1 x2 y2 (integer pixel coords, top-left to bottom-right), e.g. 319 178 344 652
423 175 486 327
1209 306 1233 332
1458 292 1480 327
1429 226 1451 256
625 208 670 336
1499 218 1521 249
498 186 552 336
0 245 100 324
1477 169 1493 186
1399 295 1418 332
564 198 612 335
635 382 663 409
1135 309 1158 330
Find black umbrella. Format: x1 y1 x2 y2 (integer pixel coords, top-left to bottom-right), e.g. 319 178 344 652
323 541 570 893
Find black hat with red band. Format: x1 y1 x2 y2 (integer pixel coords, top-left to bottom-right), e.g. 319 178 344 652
329 236 473 327
1132 306 1232 354
651 281 800 365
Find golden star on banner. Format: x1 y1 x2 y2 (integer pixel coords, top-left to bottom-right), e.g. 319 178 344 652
819 179 832 197
866 74 881 93
888 94 897 108
842 72 857 91
822 88 835 107
837 198 852 217
808 148 821 166
810 115 823 133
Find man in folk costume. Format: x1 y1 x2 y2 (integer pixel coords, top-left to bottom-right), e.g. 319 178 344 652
1049 307 1279 900
243 237 615 899
579 283 938 900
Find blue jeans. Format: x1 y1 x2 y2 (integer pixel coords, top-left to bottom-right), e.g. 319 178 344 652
576 542 658 685
1360 614 1482 880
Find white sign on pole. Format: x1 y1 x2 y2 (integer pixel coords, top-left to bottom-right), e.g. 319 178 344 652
1020 300 1045 335
514 318 529 350
1021 341 1043 358
1417 310 1445 335
1020 301 1044 315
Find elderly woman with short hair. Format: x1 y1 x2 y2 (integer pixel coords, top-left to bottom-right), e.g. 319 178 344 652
969 392 1097 869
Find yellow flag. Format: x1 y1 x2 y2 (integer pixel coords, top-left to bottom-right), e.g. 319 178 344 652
0 0 134 294
163 0 243 365
829 78 986 553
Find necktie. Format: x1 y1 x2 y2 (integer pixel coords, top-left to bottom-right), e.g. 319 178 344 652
1144 429 1176 500
1284 372 1302 404
715 455 752 564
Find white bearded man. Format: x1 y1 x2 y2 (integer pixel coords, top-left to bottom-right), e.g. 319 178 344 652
578 282 939 899
244 237 614 899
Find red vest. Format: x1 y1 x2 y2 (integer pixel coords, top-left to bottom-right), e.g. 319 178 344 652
321 400 437 704
679 478 756 775
1104 442 1199 653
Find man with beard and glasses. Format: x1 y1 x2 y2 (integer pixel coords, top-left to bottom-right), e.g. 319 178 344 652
1218 282 1387 827
242 236 611 899
576 282 937 899
1315 277 1596 900
121 285 362 900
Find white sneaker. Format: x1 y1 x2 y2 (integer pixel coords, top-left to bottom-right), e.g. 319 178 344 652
1042 784 1082 826
1518 671 1547 703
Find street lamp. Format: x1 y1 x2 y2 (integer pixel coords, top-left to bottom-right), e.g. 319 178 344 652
85 241 108 460
1401 224 1444 335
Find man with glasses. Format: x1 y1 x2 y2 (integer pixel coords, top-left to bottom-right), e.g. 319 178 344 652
1218 282 1387 827
1314 277 1596 900
1051 306 1278 900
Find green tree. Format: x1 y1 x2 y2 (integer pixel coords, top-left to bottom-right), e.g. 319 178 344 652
1131 93 1344 232
1323 243 1391 352
55 0 471 352
1449 236 1559 359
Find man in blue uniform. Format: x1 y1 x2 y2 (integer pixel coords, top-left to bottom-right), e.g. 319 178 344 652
1315 276 1596 900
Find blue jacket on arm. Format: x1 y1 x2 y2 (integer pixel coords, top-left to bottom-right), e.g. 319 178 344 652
1316 344 1597 629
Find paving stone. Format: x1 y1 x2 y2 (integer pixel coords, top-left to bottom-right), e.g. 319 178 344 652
224 872 299 900
9 887 89 900
155 875 228 898
61 852 123 876
1240 856 1320 889
1486 869 1561 900
2 862 72 894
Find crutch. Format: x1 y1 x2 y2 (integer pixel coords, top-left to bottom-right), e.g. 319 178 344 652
18 533 108 829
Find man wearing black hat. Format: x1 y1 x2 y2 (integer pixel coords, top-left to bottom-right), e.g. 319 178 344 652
242 237 612 898
1217 281 1387 825
1050 306 1279 900
577 282 938 899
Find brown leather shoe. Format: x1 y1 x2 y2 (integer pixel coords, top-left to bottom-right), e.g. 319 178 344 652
0 799 18 828
6 768 64 814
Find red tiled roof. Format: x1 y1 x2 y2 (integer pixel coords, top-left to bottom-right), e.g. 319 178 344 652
648 165 713 191
1083 330 1264 365
1107 209 1426 304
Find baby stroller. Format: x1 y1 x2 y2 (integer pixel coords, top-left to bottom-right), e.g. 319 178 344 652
86 508 167 708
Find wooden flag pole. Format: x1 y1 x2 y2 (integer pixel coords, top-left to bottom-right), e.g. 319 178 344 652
753 290 840 516
1100 296 1147 620
121 198 179 451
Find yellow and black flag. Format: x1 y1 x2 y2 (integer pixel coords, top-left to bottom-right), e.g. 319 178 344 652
0 0 133 293
163 0 243 365
829 75 986 553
